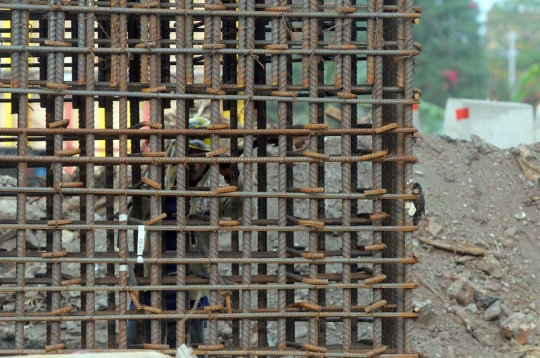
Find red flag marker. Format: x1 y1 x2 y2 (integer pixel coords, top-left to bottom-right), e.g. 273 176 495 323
456 107 469 121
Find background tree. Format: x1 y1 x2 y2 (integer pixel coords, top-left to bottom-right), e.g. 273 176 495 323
413 0 488 108
486 0 540 107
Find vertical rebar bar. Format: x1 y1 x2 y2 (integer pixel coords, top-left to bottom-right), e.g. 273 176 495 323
241 0 255 350
85 0 96 348
117 0 129 347
207 0 222 349
275 0 288 350
140 0 149 84
175 0 188 348
13 0 29 350
307 0 319 351
403 0 415 352
341 0 353 352
371 0 385 352
50 0 65 345
77 0 88 346
148 1 163 344
255 1 268 350
394 0 406 352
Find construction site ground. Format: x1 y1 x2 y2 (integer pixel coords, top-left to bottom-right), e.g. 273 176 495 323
2 132 540 357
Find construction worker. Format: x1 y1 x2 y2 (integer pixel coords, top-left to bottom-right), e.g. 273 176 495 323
127 116 251 350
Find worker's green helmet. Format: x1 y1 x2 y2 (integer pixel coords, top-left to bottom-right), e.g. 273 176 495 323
188 117 211 152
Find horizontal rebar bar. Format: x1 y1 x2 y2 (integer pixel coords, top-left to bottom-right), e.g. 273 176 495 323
0 87 419 104
0 4 421 18
0 349 419 358
0 187 417 200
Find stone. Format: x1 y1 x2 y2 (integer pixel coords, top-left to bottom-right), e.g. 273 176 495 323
477 255 504 279
456 256 476 264
504 227 517 237
413 299 435 323
439 331 450 341
26 230 43 249
295 325 308 339
0 175 16 187
219 324 232 338
503 239 515 250
0 322 15 339
428 221 443 237
518 323 537 345
65 320 79 332
515 212 527 220
499 303 512 319
484 282 501 292
25 324 44 343
96 295 108 311
473 328 495 346
465 303 479 314
471 135 491 154
62 231 77 245
447 279 477 306
448 306 474 332
500 312 528 342
444 172 456 182
475 293 499 309
484 300 502 321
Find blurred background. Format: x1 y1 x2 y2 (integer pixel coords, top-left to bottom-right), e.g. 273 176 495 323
414 0 540 134
1 0 538 148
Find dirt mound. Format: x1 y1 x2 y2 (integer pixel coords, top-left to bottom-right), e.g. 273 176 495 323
412 133 540 357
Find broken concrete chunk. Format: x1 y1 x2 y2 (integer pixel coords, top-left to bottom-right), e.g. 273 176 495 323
449 305 474 332
483 300 502 321
428 221 443 237
465 303 479 314
471 134 491 154
500 312 537 344
499 303 511 320
518 323 537 345
477 255 504 279
447 279 477 306
504 227 517 237
502 238 515 250
473 328 495 346
413 299 435 323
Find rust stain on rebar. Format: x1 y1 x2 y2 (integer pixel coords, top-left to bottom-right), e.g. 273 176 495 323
141 177 161 189
48 119 70 128
50 306 74 316
41 250 68 258
44 344 65 352
60 278 82 286
216 185 238 194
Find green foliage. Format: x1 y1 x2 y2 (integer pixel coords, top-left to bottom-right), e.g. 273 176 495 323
512 64 540 103
486 0 540 104
413 0 488 107
418 101 445 134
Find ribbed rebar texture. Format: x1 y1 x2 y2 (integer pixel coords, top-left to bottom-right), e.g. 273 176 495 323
0 0 421 356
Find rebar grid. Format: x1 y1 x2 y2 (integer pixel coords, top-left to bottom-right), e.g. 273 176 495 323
0 0 421 356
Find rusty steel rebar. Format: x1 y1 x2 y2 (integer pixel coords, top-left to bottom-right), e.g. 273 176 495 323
0 0 421 356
